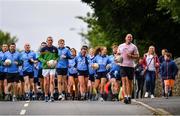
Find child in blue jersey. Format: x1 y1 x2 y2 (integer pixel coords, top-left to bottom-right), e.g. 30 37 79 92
108 44 121 101
3 43 22 101
68 48 78 100
56 39 72 101
20 43 37 100
93 46 111 101
0 44 8 99
75 45 89 100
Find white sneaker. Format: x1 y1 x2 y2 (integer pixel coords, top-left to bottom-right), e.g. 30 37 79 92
99 97 104 102
144 92 149 98
150 94 155 99
58 94 63 100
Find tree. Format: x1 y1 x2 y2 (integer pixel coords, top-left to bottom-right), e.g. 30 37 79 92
0 30 18 47
80 0 180 57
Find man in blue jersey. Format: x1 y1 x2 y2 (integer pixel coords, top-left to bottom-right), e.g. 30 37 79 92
56 39 71 100
3 43 22 101
0 44 8 100
21 43 37 100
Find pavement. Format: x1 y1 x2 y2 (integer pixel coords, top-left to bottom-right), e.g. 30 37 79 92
133 96 180 115
0 97 180 115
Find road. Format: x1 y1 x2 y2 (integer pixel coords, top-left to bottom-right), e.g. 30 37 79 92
0 100 153 115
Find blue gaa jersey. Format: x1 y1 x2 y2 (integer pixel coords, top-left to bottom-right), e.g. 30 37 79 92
68 57 77 74
57 47 71 68
88 55 96 75
0 51 6 72
21 51 36 72
94 54 111 73
34 63 39 78
109 55 121 78
3 51 21 73
18 66 23 76
75 53 89 71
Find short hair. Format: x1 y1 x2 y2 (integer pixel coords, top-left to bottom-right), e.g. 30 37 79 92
58 39 65 43
41 42 46 45
165 52 172 58
162 49 168 52
81 45 88 50
9 43 16 46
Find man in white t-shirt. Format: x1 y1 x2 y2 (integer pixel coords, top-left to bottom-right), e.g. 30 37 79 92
118 34 139 104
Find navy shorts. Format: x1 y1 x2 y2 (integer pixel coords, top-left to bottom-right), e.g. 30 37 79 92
120 67 134 80
96 72 107 80
89 74 95 82
0 72 6 80
69 73 78 78
19 75 24 82
110 71 121 81
77 70 89 77
56 68 68 75
6 73 19 83
23 71 34 78
38 69 43 78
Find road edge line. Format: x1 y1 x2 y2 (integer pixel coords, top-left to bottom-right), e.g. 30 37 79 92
132 99 172 115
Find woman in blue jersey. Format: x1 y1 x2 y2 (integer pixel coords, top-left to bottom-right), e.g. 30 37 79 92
67 48 78 100
87 48 96 100
93 46 111 101
75 45 89 100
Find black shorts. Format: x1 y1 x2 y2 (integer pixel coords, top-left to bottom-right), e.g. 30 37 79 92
56 68 68 75
23 71 34 78
96 72 107 80
38 69 43 78
77 70 89 77
69 73 78 78
89 74 95 82
34 77 39 83
120 67 134 80
6 73 19 83
110 71 121 81
19 75 24 82
0 72 6 80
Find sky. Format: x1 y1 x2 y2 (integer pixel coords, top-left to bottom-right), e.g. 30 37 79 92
0 0 92 52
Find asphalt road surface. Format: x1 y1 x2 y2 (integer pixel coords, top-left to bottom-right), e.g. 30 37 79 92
0 100 154 115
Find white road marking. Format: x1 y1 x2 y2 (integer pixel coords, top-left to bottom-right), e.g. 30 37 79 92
20 109 26 115
26 100 30 103
24 103 29 107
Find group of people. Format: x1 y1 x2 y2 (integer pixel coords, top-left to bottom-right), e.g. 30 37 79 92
0 33 178 104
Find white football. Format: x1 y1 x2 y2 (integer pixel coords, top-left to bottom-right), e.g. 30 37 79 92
115 55 123 63
92 63 99 70
5 59 12 65
48 60 56 68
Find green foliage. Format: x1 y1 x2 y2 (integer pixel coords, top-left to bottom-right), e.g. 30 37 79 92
157 0 180 22
80 0 180 57
0 30 18 46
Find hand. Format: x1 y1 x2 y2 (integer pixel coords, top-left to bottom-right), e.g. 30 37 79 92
14 61 18 65
4 62 10 66
106 64 111 70
61 55 66 59
127 53 133 58
155 63 159 67
47 61 51 67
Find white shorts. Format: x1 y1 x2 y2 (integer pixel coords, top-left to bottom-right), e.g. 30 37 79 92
42 69 56 77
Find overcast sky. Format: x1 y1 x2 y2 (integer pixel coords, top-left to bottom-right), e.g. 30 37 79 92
0 0 92 51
